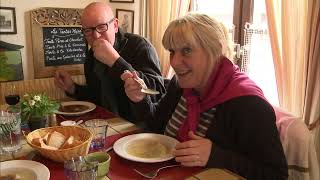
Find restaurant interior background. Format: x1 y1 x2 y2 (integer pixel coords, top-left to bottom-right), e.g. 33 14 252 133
0 0 140 80
0 0 141 105
0 0 319 178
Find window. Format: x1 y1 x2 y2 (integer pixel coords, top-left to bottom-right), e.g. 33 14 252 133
191 0 235 41
191 0 279 105
247 1 278 105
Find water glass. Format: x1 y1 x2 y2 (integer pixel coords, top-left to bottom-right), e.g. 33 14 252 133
84 119 108 151
0 110 21 153
64 156 98 180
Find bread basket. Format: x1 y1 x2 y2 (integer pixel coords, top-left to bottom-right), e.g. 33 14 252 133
26 126 93 162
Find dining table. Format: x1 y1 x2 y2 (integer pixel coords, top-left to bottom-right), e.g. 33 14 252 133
0 105 244 180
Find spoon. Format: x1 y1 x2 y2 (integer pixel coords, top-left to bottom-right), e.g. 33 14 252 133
60 120 83 126
76 120 83 125
133 78 160 95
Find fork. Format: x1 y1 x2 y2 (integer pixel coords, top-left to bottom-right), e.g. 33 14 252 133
134 164 180 179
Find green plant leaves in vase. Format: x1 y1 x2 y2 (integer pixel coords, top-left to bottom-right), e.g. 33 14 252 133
20 93 59 123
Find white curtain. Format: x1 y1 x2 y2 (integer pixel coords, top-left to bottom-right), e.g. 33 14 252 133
265 0 320 171
141 0 190 78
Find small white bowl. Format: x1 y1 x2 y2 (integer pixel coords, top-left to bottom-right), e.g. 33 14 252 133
60 120 76 126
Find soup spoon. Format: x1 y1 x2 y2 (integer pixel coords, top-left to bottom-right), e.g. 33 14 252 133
76 120 83 125
133 78 160 95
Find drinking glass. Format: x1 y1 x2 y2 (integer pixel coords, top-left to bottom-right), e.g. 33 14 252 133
84 119 108 151
0 110 22 153
64 156 98 180
4 84 20 105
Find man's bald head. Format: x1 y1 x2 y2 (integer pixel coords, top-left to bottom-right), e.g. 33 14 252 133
81 2 114 25
81 2 118 46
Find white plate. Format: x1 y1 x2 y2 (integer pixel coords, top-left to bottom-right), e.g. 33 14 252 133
0 160 50 180
114 133 179 163
56 101 96 116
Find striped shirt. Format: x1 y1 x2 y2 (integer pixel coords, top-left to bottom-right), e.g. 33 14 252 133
164 96 215 138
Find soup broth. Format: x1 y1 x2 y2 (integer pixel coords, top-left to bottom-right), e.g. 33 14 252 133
126 139 169 158
0 168 36 180
60 105 88 113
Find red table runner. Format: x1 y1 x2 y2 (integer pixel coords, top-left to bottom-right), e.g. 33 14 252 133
28 131 203 180
25 106 204 179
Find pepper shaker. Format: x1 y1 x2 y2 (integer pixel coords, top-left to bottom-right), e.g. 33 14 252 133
48 113 57 126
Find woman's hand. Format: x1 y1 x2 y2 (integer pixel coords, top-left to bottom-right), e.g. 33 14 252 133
173 131 212 167
120 70 146 103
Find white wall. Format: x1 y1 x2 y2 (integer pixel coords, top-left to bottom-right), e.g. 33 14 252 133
0 0 140 80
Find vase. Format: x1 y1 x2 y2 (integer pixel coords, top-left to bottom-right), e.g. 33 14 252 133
28 116 47 131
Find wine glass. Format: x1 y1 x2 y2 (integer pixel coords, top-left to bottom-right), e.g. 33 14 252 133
5 85 20 106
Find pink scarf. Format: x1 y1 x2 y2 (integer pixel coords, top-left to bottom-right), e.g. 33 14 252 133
177 57 266 141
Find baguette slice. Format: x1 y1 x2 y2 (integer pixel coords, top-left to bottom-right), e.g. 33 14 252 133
47 131 66 149
60 136 74 149
60 136 83 149
31 138 41 147
42 132 50 144
40 138 58 150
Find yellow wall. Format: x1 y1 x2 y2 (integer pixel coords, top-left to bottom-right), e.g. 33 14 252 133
0 0 140 80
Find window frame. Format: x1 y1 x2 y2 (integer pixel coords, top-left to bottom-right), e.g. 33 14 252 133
233 0 254 63
233 0 254 45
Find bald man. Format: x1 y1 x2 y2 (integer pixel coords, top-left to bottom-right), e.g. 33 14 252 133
54 2 165 125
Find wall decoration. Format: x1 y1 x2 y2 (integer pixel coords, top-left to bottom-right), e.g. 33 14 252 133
0 7 17 34
116 9 134 33
0 41 24 82
110 0 134 3
30 7 86 78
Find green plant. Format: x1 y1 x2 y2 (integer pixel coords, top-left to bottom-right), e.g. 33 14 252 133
20 93 59 122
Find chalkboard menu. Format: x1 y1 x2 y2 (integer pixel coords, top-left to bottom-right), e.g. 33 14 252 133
31 7 85 78
43 27 87 66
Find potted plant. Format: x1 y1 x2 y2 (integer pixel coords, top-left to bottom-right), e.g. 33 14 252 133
20 93 59 130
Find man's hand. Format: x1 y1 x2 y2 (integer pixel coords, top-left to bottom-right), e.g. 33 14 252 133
92 39 120 67
54 69 75 94
120 70 146 103
173 131 212 167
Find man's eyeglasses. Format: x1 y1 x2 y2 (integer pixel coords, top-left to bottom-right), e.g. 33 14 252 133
82 18 115 36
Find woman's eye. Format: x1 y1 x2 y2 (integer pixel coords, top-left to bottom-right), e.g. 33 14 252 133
169 49 175 56
182 48 192 55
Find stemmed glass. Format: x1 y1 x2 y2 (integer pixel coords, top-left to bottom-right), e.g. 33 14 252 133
5 85 20 106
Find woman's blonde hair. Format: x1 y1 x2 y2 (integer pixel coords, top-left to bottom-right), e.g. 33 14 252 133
162 13 233 68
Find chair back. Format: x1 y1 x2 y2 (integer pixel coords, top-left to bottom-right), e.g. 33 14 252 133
274 106 319 180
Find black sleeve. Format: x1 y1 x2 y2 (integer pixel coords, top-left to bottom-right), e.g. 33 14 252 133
206 96 288 180
67 35 166 105
69 84 100 105
109 37 166 102
132 76 182 132
66 55 101 106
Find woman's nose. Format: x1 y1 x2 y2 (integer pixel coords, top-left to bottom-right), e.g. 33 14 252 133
170 53 183 67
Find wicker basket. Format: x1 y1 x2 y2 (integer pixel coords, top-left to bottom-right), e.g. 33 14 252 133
26 126 93 163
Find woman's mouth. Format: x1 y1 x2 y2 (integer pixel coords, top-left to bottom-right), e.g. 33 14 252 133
176 70 191 78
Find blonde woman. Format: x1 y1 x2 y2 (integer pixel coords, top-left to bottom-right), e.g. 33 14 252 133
121 13 288 179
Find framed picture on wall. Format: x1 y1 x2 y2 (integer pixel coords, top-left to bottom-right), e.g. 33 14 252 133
0 7 17 34
110 0 134 3
116 9 134 33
